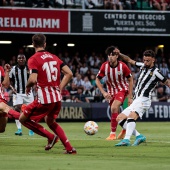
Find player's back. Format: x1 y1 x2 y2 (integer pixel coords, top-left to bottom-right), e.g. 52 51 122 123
28 51 63 104
30 51 62 88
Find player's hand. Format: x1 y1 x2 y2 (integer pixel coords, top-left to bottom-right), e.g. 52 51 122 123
4 64 11 72
26 87 31 95
114 48 120 56
103 92 112 102
128 98 133 106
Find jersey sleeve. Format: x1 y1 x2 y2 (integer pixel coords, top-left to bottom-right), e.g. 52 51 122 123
155 68 167 83
28 57 38 74
135 62 144 68
0 66 5 77
122 63 132 78
96 63 105 79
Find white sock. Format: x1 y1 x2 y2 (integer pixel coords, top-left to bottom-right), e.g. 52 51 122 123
110 132 116 134
15 119 22 130
119 120 139 137
132 129 140 137
124 119 136 140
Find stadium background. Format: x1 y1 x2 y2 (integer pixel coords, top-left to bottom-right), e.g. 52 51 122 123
0 5 170 122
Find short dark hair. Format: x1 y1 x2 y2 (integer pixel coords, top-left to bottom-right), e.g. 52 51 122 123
143 50 155 58
32 34 46 48
105 46 117 56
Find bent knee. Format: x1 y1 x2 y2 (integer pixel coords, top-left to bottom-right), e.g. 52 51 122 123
116 113 127 122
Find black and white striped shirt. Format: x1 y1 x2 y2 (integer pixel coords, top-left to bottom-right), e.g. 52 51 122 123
134 62 167 100
9 65 29 94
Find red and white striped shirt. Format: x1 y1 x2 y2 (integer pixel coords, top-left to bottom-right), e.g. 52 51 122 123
0 66 5 100
28 51 63 104
97 61 131 96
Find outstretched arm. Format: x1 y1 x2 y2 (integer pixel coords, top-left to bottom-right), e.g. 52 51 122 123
164 79 170 88
126 75 133 106
114 48 136 65
119 53 136 66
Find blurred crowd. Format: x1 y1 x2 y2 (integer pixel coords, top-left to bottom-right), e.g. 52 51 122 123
1 0 170 11
1 47 170 104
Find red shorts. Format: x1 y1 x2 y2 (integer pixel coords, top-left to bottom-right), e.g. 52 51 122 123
109 90 128 106
23 100 61 122
0 98 8 118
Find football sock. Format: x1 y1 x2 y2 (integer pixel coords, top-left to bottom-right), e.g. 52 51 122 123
118 119 140 137
15 119 22 129
132 129 140 137
118 119 127 129
49 122 72 151
124 118 136 140
22 121 54 140
111 113 118 133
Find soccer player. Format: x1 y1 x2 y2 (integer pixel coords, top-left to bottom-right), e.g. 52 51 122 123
115 49 170 146
19 33 76 154
96 46 133 140
0 64 62 150
0 63 11 132
9 54 34 136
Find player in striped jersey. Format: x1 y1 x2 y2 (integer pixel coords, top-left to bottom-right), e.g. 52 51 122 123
9 54 34 136
18 33 76 154
0 63 11 132
96 46 133 140
115 49 170 146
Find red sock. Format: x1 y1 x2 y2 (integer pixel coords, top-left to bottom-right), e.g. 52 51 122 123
23 121 54 140
49 122 72 151
111 113 118 132
8 109 20 119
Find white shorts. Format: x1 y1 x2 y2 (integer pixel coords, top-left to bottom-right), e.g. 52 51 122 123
13 93 34 106
122 97 151 119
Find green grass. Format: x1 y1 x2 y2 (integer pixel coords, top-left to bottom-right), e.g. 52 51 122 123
0 122 170 170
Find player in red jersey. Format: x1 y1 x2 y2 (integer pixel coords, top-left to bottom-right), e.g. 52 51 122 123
0 63 58 148
0 63 11 132
0 64 56 145
96 46 133 140
18 33 76 154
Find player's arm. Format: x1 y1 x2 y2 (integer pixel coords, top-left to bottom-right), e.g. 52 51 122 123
119 53 136 65
26 73 37 88
2 64 11 88
163 79 170 88
60 65 73 92
96 77 112 101
126 75 133 105
26 73 37 95
9 73 17 94
95 77 105 95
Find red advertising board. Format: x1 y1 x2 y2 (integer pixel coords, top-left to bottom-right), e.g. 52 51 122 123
0 8 69 33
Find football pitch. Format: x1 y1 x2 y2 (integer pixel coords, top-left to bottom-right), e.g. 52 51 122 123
0 122 170 170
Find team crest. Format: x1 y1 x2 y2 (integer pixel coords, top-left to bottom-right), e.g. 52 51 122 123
117 71 121 75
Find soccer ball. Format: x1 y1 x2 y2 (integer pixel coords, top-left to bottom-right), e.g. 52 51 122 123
84 121 98 135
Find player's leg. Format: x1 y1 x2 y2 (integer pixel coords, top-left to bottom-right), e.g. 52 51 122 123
0 115 8 133
45 102 76 154
106 99 122 140
19 101 57 150
106 91 126 140
23 94 35 136
125 98 150 146
13 94 22 136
